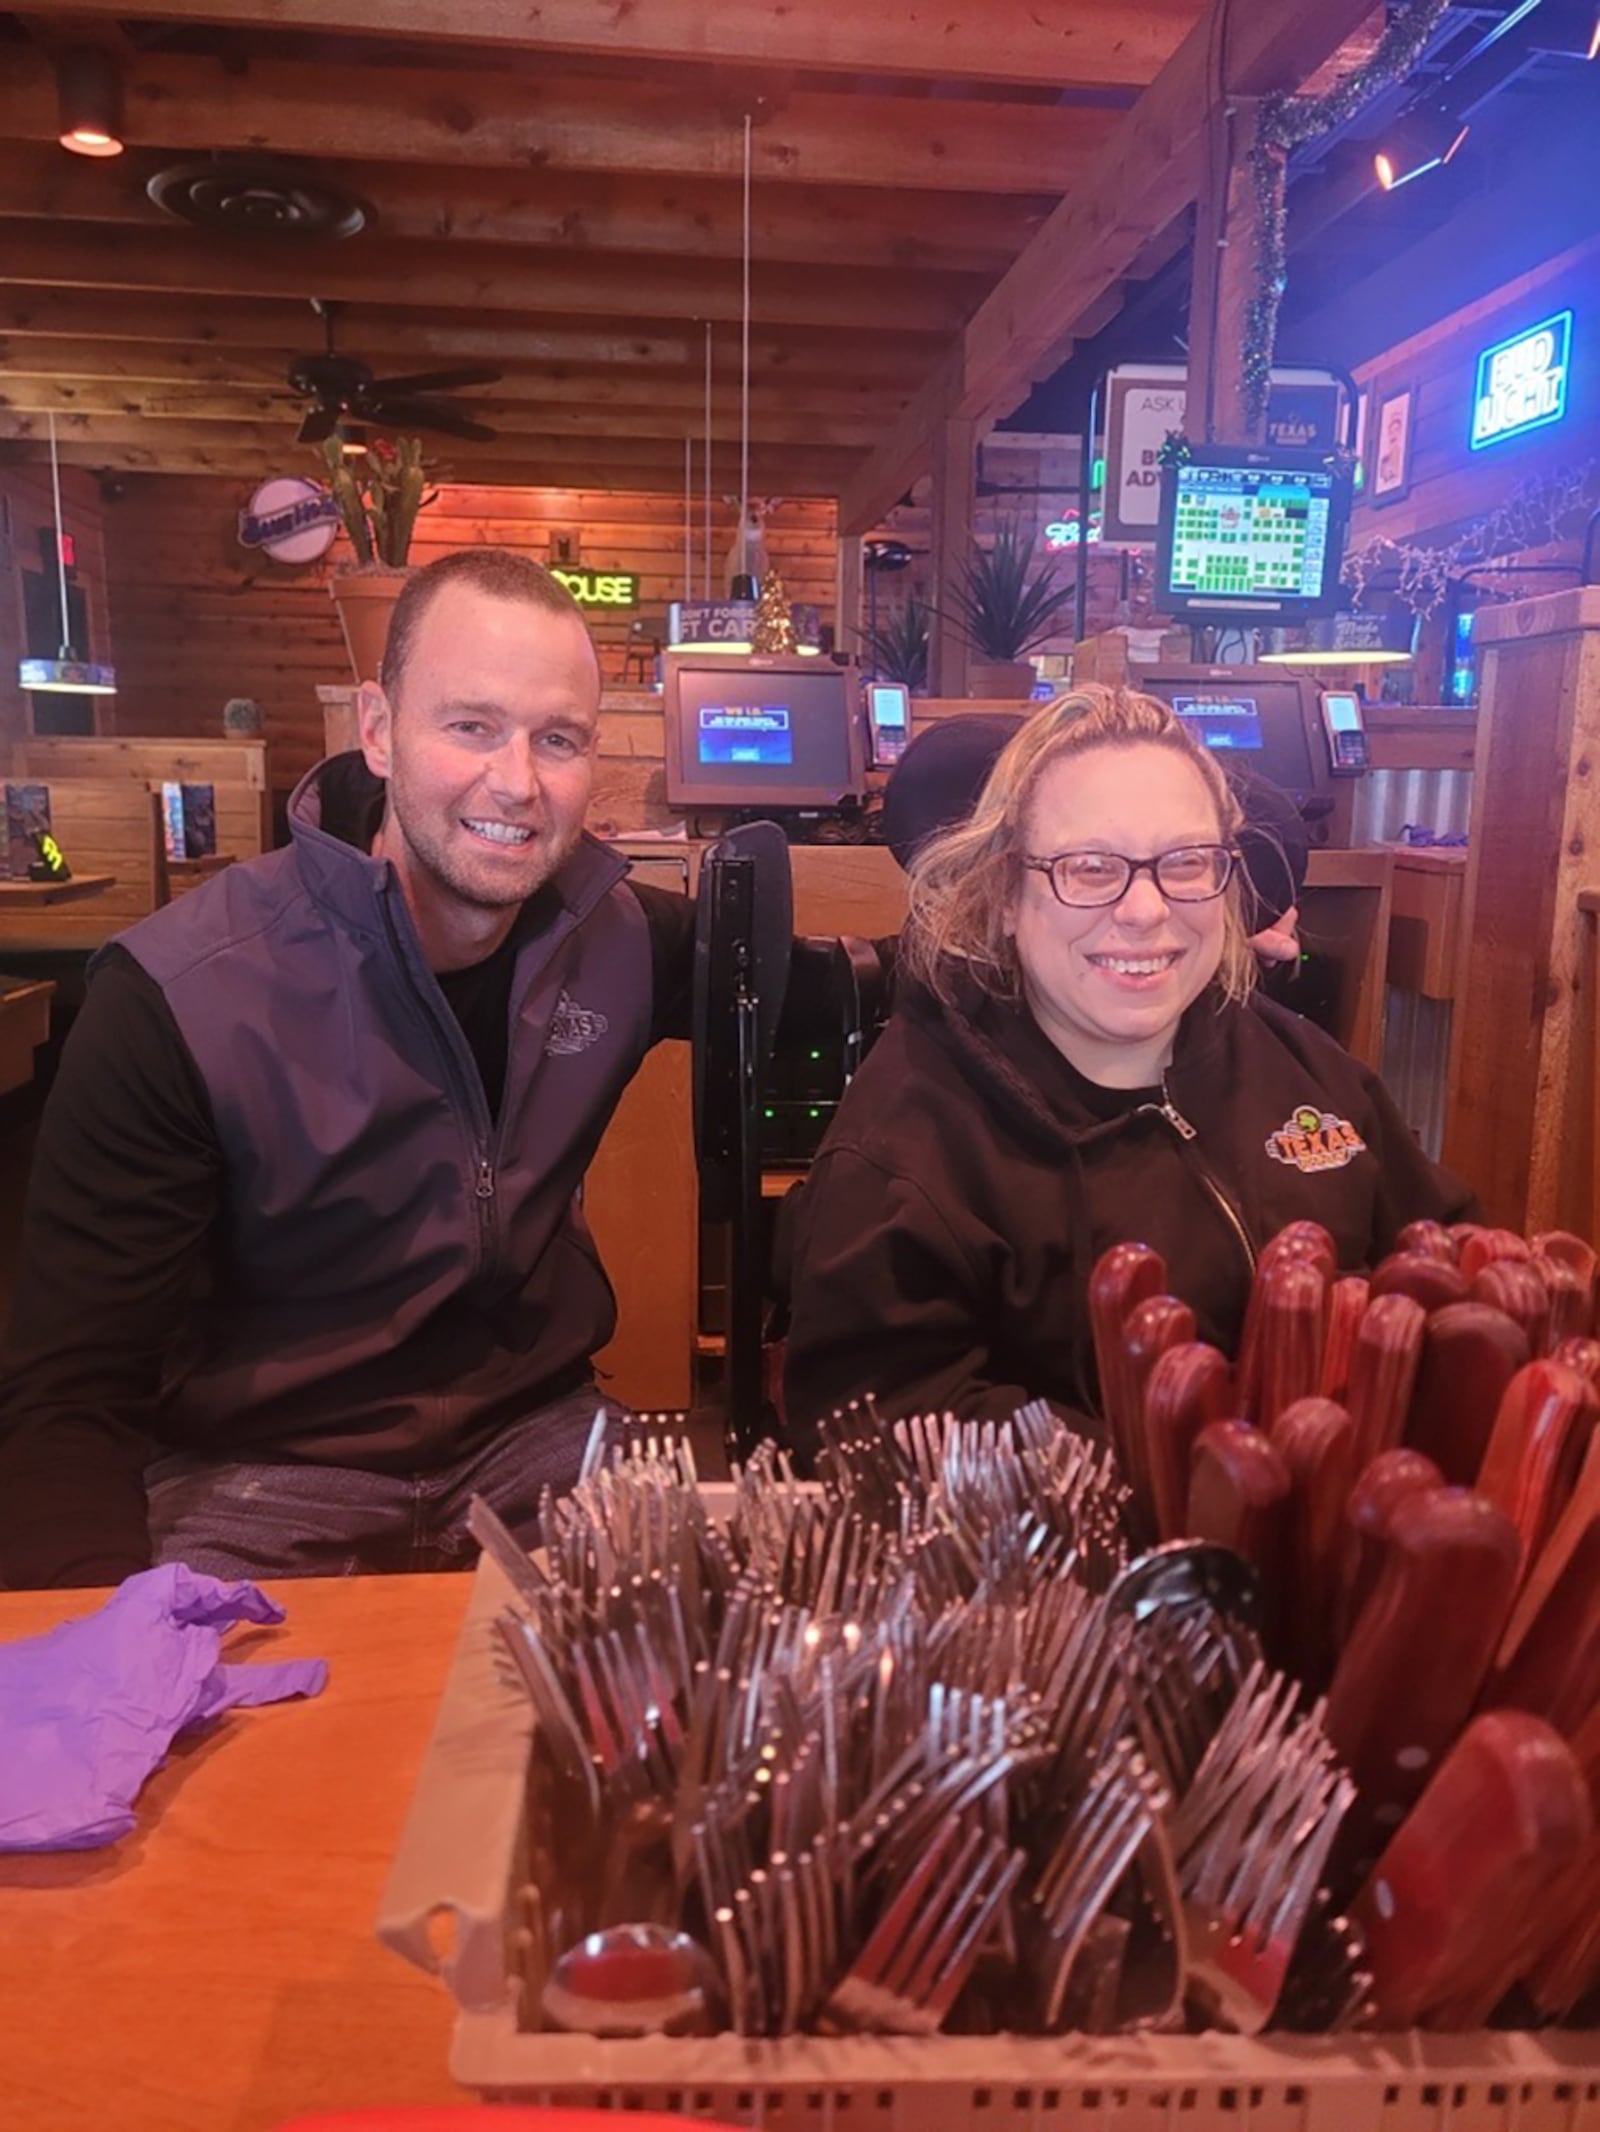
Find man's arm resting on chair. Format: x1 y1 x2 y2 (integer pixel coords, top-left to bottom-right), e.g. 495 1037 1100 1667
0 950 220 1589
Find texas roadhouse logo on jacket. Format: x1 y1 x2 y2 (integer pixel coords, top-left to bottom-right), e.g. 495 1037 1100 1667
1266 1103 1368 1173
545 990 610 1056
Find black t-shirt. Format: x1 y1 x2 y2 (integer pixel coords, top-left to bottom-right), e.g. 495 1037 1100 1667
977 992 1161 1125
0 873 696 1588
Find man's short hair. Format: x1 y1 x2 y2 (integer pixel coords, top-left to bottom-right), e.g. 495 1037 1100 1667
380 548 596 698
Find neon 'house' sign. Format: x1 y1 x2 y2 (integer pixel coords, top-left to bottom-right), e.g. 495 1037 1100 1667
1471 310 1572 449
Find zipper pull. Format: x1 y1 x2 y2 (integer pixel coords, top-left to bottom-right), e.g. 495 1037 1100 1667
1158 1077 1197 1141
475 1160 496 1201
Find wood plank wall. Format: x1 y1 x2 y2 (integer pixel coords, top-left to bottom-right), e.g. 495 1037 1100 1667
0 466 113 745
1349 235 1600 553
96 476 839 795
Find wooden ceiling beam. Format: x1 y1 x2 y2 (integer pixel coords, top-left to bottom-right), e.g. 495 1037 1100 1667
0 48 1119 196
0 411 860 472
0 144 1047 278
18 0 1199 94
840 0 1399 530
0 382 889 449
1 222 983 336
0 360 906 421
0 296 943 383
0 438 854 499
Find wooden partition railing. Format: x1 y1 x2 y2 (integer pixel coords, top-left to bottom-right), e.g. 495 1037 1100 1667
0 780 165 954
6 737 272 859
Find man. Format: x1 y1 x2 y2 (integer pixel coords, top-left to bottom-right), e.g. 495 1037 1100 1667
0 549 694 1587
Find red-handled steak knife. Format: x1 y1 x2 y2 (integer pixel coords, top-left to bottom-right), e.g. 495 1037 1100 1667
1185 1420 1291 1647
1121 1295 1197 1542
1345 1293 1426 1472
1352 1710 1592 2028
1142 1339 1234 1543
1326 1487 1521 1872
1472 1258 1552 1358
1474 1358 1595 1572
1407 1302 1530 1484
1319 1275 1370 1404
1336 1447 1445 1649
1271 1395 1356 1689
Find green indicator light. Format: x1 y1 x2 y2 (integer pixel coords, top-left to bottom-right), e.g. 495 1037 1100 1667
763 1107 776 1118
809 1048 822 1061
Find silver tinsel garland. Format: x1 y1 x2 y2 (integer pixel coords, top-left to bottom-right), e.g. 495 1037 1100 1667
1243 0 1454 428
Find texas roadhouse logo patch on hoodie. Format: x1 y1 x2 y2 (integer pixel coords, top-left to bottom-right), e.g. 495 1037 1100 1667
1266 1103 1368 1173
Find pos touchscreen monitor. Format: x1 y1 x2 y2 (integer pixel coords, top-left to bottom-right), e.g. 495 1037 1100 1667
663 653 866 810
1154 444 1352 620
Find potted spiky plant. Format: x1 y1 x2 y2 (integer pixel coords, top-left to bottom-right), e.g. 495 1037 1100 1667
320 435 436 684
947 523 1074 699
858 594 931 692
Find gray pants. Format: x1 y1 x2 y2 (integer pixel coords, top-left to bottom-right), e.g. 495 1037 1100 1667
145 1384 616 1579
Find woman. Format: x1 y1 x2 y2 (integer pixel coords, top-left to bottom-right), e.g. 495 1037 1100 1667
781 684 1472 1434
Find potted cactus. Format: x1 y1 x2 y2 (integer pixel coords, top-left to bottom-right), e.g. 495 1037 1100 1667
320 435 436 684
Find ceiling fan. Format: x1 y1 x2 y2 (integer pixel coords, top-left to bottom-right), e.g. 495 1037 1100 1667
286 299 502 446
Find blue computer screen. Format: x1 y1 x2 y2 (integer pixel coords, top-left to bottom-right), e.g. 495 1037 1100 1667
1171 695 1265 751
697 705 795 767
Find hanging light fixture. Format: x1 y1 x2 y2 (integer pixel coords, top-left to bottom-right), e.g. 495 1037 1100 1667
728 111 757 602
55 44 125 159
1373 102 1469 191
18 412 117 697
1260 600 1418 667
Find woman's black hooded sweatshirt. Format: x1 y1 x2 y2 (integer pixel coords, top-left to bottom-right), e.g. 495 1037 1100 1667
781 968 1474 1438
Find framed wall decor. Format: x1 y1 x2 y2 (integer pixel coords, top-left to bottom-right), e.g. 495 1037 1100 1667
1372 383 1415 503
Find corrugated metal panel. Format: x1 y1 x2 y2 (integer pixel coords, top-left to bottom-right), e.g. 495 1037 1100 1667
1351 768 1473 846
1381 985 1453 1160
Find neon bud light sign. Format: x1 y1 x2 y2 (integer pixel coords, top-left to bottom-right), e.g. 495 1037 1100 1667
1471 310 1572 449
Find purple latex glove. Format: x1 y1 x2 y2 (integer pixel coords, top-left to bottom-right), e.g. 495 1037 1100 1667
0 1563 328 1851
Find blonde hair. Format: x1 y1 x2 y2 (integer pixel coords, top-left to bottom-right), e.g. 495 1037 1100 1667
900 683 1258 1007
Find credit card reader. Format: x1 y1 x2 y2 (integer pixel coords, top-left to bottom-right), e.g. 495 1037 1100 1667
1318 688 1370 775
865 679 911 767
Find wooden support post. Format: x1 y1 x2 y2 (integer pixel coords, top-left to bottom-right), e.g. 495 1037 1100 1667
929 414 974 699
1443 587 1600 1231
835 532 862 665
1185 97 1265 446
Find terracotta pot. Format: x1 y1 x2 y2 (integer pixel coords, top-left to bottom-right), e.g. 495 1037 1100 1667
966 658 1038 701
329 569 411 684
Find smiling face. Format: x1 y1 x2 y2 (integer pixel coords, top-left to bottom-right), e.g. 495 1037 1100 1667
357 579 601 966
1009 741 1229 1087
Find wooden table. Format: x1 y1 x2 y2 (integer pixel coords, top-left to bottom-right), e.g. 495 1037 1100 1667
0 1575 474 2132
0 872 116 908
0 973 54 1095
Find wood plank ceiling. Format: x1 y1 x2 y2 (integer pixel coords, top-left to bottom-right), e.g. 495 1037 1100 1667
0 0 1211 498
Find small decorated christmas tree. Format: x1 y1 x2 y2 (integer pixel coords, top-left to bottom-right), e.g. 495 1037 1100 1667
750 566 797 655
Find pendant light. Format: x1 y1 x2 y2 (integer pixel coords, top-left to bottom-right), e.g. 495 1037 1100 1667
728 112 759 603
18 411 117 697
56 45 125 159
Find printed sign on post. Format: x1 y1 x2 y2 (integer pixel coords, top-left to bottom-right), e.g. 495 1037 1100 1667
1101 367 1344 544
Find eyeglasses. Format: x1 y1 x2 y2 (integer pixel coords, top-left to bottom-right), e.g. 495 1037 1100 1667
1021 844 1238 909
